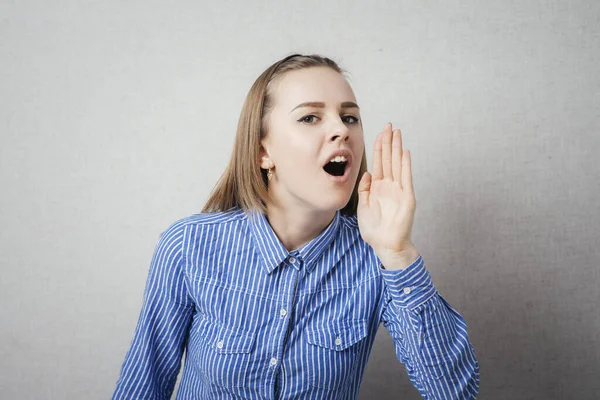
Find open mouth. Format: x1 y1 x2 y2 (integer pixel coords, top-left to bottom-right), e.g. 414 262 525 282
323 159 349 177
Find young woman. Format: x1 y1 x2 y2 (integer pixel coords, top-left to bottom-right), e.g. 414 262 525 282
112 54 479 399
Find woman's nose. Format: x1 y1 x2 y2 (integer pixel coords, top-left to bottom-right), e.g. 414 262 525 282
329 122 350 142
330 132 349 143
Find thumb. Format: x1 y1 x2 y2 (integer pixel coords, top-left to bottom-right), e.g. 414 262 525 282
358 171 371 208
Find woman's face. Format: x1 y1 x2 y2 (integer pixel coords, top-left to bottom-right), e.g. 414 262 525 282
260 66 365 214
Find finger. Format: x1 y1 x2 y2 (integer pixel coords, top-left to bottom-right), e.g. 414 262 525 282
357 171 371 208
372 132 383 180
382 123 393 179
402 150 414 193
391 128 403 183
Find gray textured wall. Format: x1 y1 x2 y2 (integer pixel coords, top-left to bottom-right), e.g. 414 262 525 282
1 1 599 399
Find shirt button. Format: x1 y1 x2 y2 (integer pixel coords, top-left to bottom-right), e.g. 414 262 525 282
289 256 296 263
280 308 287 317
270 357 278 366
335 337 342 346
403 287 412 295
216 340 224 349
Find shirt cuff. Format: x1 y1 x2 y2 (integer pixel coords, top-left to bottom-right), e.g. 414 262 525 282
379 254 437 310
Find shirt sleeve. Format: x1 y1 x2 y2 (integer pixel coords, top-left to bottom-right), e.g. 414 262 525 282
112 221 194 400
378 254 480 399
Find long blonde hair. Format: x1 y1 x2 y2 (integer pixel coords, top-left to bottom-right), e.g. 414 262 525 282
201 54 368 216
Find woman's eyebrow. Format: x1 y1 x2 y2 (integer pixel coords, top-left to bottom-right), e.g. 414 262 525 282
290 101 360 113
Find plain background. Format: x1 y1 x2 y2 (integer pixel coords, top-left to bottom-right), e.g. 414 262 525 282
2 1 599 399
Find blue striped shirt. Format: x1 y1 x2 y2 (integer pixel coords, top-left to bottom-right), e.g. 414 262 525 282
112 207 479 399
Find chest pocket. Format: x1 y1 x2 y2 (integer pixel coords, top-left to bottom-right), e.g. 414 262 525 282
195 315 257 388
304 319 368 391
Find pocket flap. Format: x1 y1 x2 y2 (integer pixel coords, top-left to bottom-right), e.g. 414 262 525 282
306 319 368 351
198 317 257 354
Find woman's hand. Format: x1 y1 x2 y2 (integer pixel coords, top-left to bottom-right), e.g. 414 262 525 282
357 123 419 270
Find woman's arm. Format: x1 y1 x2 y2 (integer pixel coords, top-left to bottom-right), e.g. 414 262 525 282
112 221 194 400
379 254 480 399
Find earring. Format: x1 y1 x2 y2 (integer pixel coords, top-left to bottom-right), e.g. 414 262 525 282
266 161 274 181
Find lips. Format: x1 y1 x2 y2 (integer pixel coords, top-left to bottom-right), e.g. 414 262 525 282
322 149 353 168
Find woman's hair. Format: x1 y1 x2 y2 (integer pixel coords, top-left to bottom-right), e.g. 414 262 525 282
201 53 368 216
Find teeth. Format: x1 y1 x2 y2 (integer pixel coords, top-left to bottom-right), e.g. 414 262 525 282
329 155 347 163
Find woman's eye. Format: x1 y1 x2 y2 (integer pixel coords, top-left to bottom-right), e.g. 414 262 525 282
298 115 359 124
298 115 318 124
342 115 360 124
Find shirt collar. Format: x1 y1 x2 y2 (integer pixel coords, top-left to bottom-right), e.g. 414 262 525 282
247 209 342 275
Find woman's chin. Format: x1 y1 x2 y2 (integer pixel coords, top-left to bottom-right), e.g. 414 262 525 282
315 192 353 211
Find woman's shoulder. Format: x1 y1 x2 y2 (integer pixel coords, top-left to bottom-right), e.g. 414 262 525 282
159 207 247 236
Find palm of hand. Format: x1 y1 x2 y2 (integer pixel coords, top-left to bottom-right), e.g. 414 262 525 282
356 123 416 255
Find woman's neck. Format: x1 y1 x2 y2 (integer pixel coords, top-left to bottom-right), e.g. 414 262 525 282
264 203 336 252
